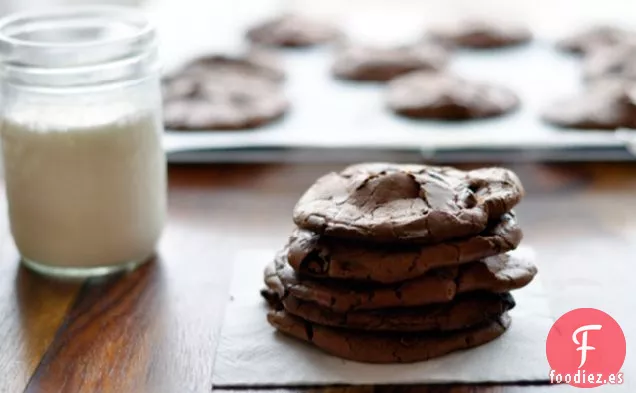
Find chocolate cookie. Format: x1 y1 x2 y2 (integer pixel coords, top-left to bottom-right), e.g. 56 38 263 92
456 253 537 293
164 56 288 130
542 80 636 130
583 44 636 82
288 212 522 283
269 290 515 332
163 55 288 130
556 25 635 55
267 309 510 363
266 250 537 312
162 54 284 103
246 14 340 48
293 163 524 244
427 19 531 49
175 54 285 83
386 72 519 120
331 42 449 82
267 254 457 311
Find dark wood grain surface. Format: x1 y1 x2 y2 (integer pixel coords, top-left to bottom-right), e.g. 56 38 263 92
1 162 635 393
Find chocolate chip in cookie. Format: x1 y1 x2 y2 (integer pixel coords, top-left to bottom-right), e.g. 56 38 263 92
331 41 449 82
542 79 636 130
267 308 511 363
246 14 340 48
162 55 288 130
386 72 519 120
427 19 532 49
288 212 522 283
293 163 524 244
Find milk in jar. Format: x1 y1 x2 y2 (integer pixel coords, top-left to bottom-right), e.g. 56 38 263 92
0 6 166 277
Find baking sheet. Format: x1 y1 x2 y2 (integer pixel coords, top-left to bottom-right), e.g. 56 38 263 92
145 0 636 162
212 247 553 387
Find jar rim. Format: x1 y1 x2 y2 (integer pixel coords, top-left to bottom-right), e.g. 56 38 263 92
0 5 154 51
0 6 159 88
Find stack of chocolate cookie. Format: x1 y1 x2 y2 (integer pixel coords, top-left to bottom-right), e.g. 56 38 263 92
262 163 537 363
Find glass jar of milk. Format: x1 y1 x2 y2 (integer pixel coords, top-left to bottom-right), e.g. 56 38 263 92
0 7 166 277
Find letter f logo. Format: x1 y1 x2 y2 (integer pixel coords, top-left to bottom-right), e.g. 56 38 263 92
572 324 602 368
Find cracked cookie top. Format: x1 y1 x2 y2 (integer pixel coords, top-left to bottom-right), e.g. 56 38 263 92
331 41 449 82
556 25 636 55
162 55 288 130
542 79 636 130
246 14 340 48
583 44 636 82
292 163 524 244
386 72 520 120
427 19 532 49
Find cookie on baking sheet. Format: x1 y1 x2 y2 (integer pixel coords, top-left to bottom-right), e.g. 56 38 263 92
266 250 537 312
427 19 531 49
556 25 636 55
542 79 636 130
162 55 288 130
331 41 449 82
583 44 636 82
267 309 510 363
272 291 515 332
246 14 340 48
288 212 522 283
386 71 519 120
173 54 285 83
292 163 524 244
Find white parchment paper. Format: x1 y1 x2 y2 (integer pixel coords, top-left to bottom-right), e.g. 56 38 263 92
212 247 553 387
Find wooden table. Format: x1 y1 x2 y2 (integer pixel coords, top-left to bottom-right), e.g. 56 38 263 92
1 162 634 393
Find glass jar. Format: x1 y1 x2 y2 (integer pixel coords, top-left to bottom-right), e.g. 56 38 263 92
0 6 166 278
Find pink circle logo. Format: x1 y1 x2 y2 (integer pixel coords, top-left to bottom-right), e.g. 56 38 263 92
546 308 626 388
